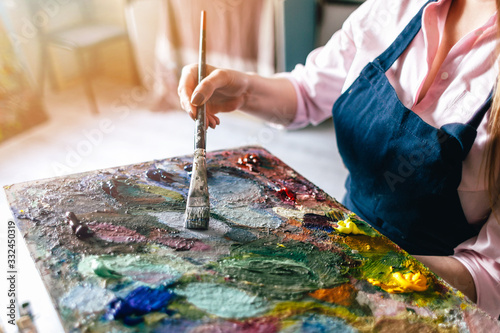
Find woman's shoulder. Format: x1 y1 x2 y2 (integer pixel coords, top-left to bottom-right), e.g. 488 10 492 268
341 0 431 54
350 0 431 24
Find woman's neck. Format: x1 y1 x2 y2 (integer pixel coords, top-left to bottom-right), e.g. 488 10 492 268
416 0 496 104
443 0 496 48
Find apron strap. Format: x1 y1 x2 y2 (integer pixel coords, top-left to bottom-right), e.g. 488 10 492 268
374 0 437 72
467 88 494 129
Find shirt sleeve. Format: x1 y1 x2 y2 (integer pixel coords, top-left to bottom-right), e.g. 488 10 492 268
279 5 360 130
452 203 500 319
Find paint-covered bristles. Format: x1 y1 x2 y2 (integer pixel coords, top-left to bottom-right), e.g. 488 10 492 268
185 149 210 229
185 206 210 229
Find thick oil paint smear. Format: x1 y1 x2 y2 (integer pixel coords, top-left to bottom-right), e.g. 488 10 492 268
174 283 268 319
101 178 185 212
216 239 352 300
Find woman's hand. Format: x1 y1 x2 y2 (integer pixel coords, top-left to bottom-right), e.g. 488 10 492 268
178 64 250 129
178 63 297 128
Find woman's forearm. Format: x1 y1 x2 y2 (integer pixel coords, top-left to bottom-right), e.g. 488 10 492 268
414 255 477 302
241 74 298 126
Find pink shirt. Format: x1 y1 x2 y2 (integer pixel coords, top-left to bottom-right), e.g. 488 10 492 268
283 0 500 318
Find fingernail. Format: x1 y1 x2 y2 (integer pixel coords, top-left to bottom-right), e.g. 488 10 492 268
191 92 205 106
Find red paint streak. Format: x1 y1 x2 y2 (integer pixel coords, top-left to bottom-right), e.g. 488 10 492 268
276 187 296 204
237 153 261 172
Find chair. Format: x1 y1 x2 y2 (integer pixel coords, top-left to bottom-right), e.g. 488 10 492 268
30 0 141 114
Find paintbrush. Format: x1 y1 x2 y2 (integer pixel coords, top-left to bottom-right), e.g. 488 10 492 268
185 10 210 229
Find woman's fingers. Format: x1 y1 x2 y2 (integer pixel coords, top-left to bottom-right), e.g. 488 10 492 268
179 64 226 114
206 113 221 129
190 69 234 107
178 64 240 129
213 114 220 126
178 64 200 116
207 116 216 129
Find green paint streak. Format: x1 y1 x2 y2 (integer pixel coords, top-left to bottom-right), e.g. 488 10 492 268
349 220 379 237
136 184 185 202
358 251 412 282
215 239 350 300
175 283 268 319
78 254 196 281
219 256 320 296
92 260 123 279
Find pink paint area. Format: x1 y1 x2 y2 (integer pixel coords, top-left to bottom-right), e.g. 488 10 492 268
190 316 279 333
90 223 210 252
91 223 148 243
149 229 211 251
357 291 433 318
121 271 178 285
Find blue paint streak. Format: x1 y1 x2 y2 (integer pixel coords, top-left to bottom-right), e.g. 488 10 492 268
303 214 334 233
301 314 359 333
304 224 334 233
105 286 175 325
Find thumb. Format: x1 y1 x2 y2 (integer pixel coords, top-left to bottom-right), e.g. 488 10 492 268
190 69 232 106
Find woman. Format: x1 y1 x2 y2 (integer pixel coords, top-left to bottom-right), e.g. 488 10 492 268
178 0 500 318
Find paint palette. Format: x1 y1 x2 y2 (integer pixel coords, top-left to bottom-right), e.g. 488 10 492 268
5 146 498 332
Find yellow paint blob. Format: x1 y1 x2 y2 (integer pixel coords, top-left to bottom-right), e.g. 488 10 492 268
334 214 365 235
277 243 286 248
367 271 428 293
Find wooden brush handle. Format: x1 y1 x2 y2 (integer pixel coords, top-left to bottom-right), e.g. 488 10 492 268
195 11 207 150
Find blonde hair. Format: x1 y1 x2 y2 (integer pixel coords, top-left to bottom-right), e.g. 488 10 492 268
484 0 500 209
486 91 500 208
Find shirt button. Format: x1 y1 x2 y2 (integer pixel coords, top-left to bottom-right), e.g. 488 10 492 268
441 72 449 80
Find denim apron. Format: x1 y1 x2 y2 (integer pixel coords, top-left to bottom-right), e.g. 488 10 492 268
332 0 493 255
